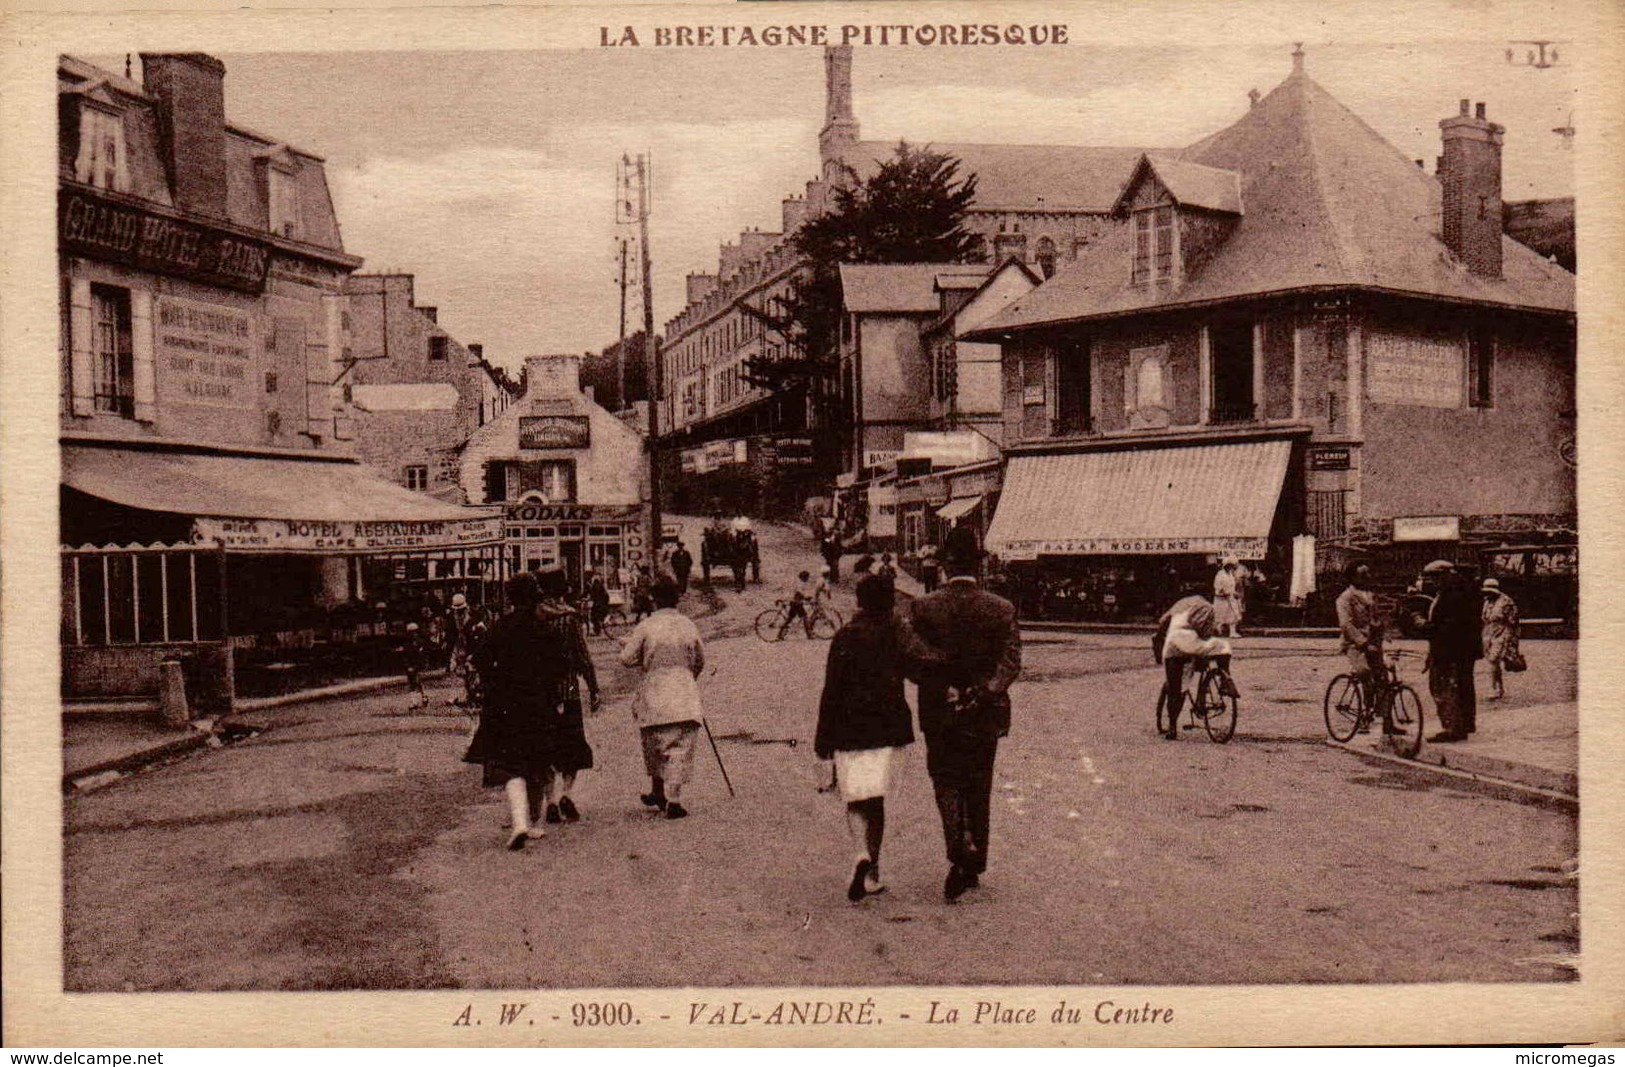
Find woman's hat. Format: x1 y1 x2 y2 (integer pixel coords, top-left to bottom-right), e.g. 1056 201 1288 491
1482 577 1501 592
1221 555 1239 567
1422 559 1455 574
450 593 468 608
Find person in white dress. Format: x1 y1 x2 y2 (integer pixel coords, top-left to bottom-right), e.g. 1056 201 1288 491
618 577 706 819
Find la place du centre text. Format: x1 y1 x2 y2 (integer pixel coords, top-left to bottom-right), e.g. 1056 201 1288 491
599 24 1069 47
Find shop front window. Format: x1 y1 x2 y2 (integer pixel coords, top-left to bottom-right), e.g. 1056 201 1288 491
507 461 575 503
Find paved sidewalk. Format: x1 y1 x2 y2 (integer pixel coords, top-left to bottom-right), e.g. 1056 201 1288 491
1338 697 1577 799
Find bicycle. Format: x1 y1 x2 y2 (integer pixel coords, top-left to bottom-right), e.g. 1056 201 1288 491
1154 655 1238 743
578 597 629 639
1323 648 1425 758
754 598 842 642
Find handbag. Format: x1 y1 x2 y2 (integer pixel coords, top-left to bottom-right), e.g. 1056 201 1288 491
1502 647 1528 673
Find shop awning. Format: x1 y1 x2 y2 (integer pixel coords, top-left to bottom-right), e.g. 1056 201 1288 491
936 495 984 522
63 445 503 553
984 439 1291 560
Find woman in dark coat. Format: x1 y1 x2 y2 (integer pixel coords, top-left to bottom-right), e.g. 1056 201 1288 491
465 569 601 850
815 575 941 901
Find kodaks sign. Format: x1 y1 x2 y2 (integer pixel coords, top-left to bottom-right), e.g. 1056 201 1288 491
195 516 504 553
60 188 271 294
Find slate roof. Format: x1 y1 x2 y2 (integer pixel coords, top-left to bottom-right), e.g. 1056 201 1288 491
1115 156 1244 216
968 68 1575 338
839 263 995 314
840 141 1157 214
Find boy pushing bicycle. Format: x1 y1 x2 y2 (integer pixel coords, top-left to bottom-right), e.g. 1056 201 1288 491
1153 595 1235 740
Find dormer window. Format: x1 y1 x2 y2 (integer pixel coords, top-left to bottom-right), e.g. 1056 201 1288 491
268 165 300 239
76 104 128 192
1132 206 1176 285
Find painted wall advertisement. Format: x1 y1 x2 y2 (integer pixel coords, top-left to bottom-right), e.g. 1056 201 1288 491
519 415 591 450
156 297 256 409
1367 332 1464 409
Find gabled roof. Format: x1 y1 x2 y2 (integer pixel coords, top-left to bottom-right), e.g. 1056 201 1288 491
1113 155 1243 216
969 67 1574 337
926 257 1042 334
838 263 994 314
841 141 1160 214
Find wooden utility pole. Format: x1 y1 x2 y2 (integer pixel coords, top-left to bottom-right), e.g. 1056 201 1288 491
636 153 663 566
616 237 630 410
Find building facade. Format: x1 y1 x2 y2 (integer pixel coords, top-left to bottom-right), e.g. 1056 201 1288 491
58 53 502 709
460 355 651 595
966 52 1575 623
345 273 520 503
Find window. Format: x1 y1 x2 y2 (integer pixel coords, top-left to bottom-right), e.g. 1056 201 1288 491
1468 327 1495 408
429 335 448 361
268 166 301 239
1035 236 1058 280
508 460 575 503
266 410 282 436
404 465 429 491
1055 341 1092 434
76 106 127 192
1132 206 1176 285
265 371 278 394
90 285 134 417
1209 321 1255 423
932 339 958 404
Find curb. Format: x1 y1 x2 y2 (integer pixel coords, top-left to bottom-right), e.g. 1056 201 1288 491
1326 738 1577 805
64 730 211 790
231 672 426 713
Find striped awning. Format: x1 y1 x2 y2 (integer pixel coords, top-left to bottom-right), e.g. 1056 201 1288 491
985 439 1291 560
936 495 984 522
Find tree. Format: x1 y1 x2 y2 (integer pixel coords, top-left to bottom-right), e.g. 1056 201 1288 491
740 142 982 434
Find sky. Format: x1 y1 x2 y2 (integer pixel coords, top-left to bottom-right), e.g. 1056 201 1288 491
101 41 1576 372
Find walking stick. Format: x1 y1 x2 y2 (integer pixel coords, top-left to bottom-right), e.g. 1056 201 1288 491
701 717 736 797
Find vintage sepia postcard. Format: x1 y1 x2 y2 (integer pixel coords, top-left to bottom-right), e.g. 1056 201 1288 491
2 0 1622 1049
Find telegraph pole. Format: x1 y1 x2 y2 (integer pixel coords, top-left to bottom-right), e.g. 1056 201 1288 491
636 152 663 567
616 237 629 410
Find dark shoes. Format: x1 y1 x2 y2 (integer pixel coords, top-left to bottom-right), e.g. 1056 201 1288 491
944 865 972 902
544 803 562 824
1427 731 1468 743
848 859 874 903
641 791 668 811
665 802 689 820
557 797 580 822
506 829 527 851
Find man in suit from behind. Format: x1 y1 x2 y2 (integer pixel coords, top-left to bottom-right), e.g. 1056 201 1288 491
907 526 1022 902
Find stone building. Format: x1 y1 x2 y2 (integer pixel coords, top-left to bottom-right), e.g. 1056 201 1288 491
965 52 1575 623
460 355 650 595
344 273 520 502
57 53 502 709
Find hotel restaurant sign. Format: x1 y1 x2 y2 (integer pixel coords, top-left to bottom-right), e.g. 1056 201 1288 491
995 536 1268 561
60 187 272 294
194 516 504 553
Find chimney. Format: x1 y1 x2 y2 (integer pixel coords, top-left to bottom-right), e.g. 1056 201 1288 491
805 178 828 216
419 306 437 323
686 272 719 305
467 342 483 362
524 354 581 400
718 242 745 278
140 53 228 220
782 195 809 233
1439 98 1505 277
1248 88 1261 109
740 230 779 263
1291 43 1305 74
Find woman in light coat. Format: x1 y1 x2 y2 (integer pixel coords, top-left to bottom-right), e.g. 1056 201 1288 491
1213 557 1243 637
618 576 706 819
1481 578 1521 700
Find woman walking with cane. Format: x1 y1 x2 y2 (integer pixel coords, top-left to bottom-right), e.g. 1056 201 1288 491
815 575 941 901
464 570 601 850
619 577 707 820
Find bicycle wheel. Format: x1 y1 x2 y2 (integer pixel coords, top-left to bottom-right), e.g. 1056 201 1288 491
1323 674 1365 742
810 607 841 639
599 609 628 639
1155 685 1173 737
1198 668 1238 743
1387 684 1425 759
754 607 786 642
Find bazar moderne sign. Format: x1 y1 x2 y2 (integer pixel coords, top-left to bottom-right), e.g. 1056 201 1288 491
995 536 1268 561
194 516 504 553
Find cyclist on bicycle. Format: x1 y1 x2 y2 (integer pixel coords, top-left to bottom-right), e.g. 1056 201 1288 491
1335 561 1403 736
778 570 820 640
1155 595 1234 740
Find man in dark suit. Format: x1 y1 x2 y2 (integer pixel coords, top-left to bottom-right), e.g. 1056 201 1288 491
907 526 1022 901
1421 559 1481 742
